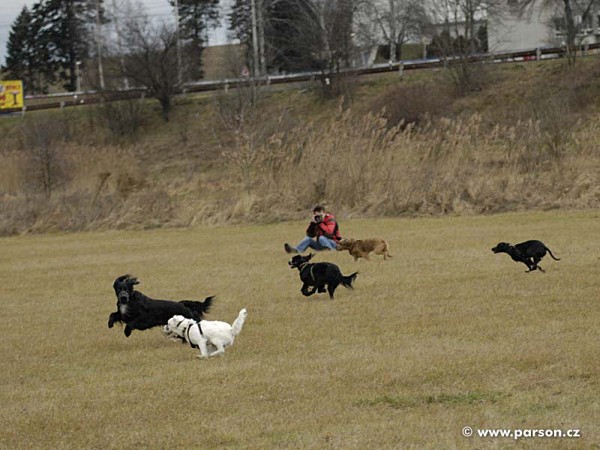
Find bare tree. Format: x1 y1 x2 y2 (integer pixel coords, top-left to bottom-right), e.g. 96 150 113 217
287 0 358 97
425 0 498 92
114 14 181 121
518 0 600 64
215 83 264 191
355 0 428 62
20 116 71 197
229 0 359 90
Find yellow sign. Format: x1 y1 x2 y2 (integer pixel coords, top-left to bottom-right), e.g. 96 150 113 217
0 80 24 110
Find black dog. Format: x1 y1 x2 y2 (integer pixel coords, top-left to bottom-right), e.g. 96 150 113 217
288 253 358 299
492 240 561 273
108 274 214 337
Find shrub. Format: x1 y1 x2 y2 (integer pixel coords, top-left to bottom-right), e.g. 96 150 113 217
19 115 72 197
370 81 456 129
95 96 147 143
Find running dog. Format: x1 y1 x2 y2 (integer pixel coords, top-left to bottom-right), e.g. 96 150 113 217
108 274 214 337
336 237 392 261
288 253 357 299
163 309 247 358
492 240 561 273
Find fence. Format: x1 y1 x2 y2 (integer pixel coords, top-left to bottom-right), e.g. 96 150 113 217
7 43 600 113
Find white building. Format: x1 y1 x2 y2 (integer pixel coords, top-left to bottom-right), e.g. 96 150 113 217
488 0 600 52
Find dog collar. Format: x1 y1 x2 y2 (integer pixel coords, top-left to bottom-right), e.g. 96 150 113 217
185 321 203 348
299 262 315 282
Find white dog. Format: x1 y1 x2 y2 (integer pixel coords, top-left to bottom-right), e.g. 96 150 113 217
164 309 247 358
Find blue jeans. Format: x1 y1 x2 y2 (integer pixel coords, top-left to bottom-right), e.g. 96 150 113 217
296 235 337 252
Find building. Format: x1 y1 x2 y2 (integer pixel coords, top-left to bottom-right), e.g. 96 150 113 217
488 0 600 52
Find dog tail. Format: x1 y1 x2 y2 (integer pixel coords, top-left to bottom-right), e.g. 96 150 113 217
180 296 215 319
340 272 358 289
545 247 561 261
231 308 247 337
384 242 393 259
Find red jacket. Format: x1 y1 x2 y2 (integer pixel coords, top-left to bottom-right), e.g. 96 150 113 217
306 213 341 242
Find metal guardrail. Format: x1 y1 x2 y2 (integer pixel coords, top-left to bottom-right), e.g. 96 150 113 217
6 43 600 113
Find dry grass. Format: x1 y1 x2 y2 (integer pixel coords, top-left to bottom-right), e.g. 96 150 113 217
224 110 600 218
1 211 599 449
2 105 599 235
2 59 600 235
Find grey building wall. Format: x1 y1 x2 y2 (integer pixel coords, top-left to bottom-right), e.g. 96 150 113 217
488 4 556 52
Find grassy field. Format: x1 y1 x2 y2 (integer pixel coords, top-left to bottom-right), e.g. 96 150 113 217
1 211 599 449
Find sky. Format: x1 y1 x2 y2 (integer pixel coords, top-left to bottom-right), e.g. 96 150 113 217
0 0 232 66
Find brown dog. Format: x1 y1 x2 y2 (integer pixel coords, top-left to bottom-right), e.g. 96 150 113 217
336 238 392 261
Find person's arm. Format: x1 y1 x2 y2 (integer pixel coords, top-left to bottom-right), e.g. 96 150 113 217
306 221 318 237
318 219 336 239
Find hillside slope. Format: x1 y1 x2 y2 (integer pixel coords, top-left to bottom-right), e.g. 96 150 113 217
0 57 599 235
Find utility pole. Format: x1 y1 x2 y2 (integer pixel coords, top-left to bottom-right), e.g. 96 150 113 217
111 0 129 89
173 0 183 86
389 0 397 62
318 2 330 59
95 0 105 89
76 60 82 92
250 0 260 77
257 0 265 76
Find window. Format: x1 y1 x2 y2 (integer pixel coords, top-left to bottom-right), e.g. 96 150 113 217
553 17 566 31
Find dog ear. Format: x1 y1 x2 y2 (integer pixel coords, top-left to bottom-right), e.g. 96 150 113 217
307 253 314 260
114 274 131 288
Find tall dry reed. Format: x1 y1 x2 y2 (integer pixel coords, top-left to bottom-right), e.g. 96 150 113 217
1 104 599 235
221 108 599 219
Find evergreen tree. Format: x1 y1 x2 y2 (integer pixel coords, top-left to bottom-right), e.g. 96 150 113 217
229 0 321 73
170 0 220 80
3 7 44 94
4 8 32 83
229 0 251 43
33 0 100 91
265 0 321 72
228 0 263 73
